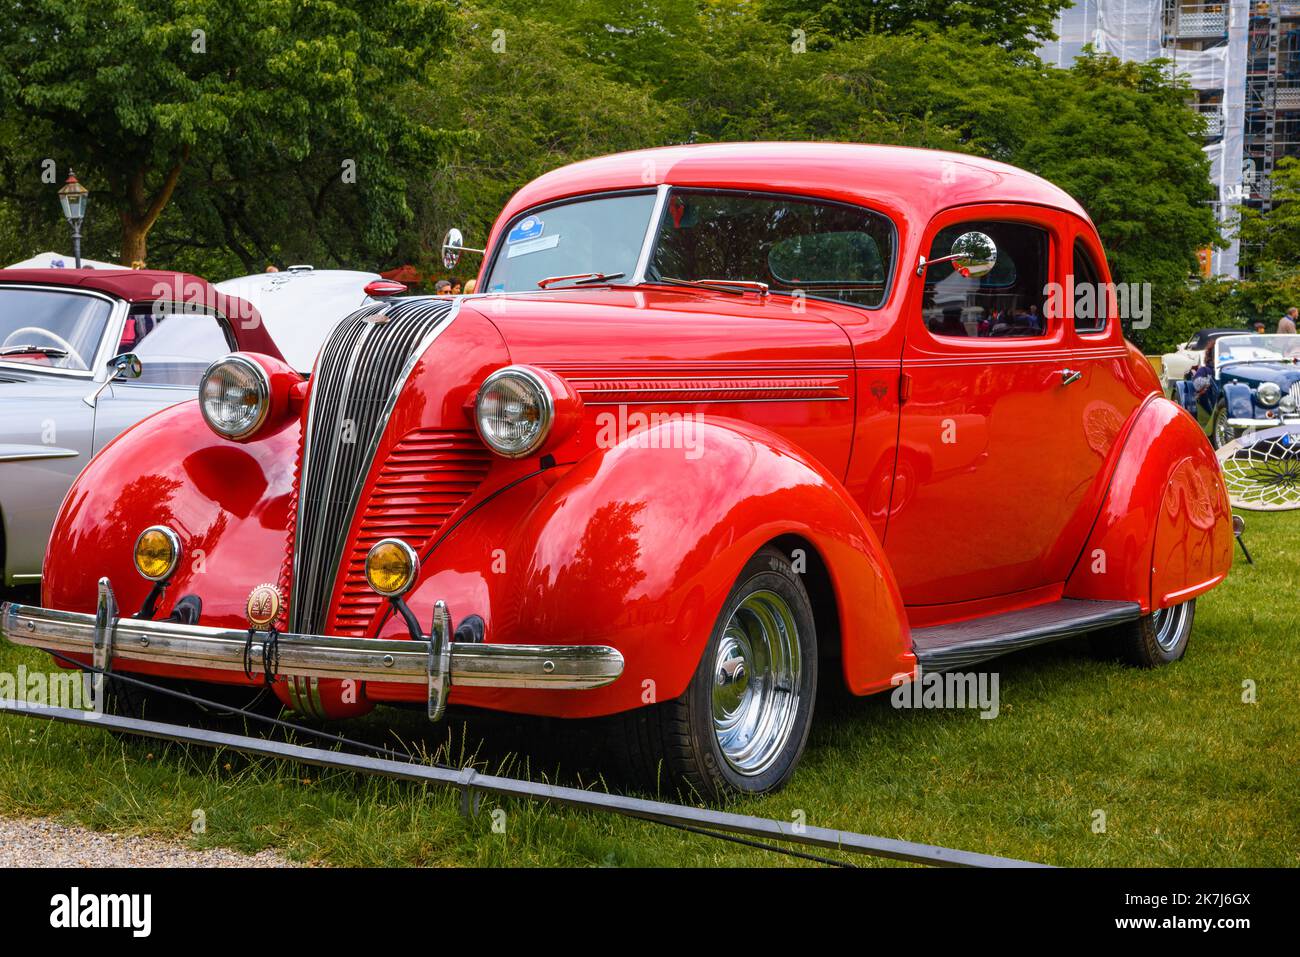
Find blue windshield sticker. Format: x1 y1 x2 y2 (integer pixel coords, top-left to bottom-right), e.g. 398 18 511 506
508 216 544 244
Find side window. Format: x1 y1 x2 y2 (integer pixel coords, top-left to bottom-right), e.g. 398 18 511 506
121 309 233 386
922 220 1050 338
1071 238 1108 334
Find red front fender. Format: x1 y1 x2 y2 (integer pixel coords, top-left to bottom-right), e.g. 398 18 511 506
371 417 913 717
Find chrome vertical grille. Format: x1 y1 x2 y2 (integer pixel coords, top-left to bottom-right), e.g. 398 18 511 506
1290 381 1300 408
290 297 458 635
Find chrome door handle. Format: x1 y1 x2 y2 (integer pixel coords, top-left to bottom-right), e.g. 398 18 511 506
1058 368 1082 386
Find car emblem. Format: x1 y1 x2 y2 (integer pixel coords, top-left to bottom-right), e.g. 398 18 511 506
870 381 888 400
364 308 392 324
246 583 283 630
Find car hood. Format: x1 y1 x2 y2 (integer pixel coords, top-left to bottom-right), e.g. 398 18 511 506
1221 363 1300 388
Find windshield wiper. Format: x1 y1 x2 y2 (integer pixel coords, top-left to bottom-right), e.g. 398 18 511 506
536 271 626 289
0 345 69 358
646 276 768 296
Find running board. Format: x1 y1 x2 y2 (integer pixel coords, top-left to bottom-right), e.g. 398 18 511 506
910 599 1141 672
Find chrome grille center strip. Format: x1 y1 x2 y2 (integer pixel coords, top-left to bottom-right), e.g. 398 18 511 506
289 298 460 634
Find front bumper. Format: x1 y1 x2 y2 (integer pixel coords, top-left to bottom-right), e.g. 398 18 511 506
0 578 624 721
1228 414 1300 427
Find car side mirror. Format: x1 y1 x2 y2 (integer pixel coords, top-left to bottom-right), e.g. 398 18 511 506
112 352 143 379
915 230 998 278
441 228 486 270
83 352 143 408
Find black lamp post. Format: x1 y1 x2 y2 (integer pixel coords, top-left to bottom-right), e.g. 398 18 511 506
57 171 90 268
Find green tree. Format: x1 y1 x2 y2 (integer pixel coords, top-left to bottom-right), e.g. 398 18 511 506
1237 158 1300 318
402 4 681 279
757 0 1069 54
0 0 458 266
1016 53 1221 312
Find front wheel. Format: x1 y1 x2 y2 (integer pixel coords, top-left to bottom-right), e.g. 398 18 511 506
1211 401 1240 450
620 546 818 800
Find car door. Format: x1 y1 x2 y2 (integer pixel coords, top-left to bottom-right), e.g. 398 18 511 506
884 205 1096 607
91 305 236 453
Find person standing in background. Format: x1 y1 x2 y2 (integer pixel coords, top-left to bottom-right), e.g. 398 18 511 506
1279 307 1298 334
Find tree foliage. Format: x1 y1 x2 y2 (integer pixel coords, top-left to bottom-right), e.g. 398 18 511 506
757 0 1069 53
1236 158 1300 318
0 0 459 267
0 0 1231 354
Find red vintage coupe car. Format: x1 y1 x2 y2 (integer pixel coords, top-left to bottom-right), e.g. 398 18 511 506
1 144 1232 798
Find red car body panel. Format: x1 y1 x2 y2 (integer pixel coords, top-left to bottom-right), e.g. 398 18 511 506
38 143 1231 721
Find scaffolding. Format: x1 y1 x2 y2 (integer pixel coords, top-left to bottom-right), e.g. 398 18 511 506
1245 2 1300 210
1041 3 1299 278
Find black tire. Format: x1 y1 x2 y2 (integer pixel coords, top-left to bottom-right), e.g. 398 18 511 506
101 672 282 739
619 546 818 801
1091 598 1196 668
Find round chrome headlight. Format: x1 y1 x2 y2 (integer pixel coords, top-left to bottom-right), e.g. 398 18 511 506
134 525 181 582
1258 382 1282 407
365 538 419 598
474 367 554 458
200 355 270 439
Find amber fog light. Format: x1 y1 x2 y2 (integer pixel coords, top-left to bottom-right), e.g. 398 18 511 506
365 538 419 598
134 526 182 582
200 355 270 439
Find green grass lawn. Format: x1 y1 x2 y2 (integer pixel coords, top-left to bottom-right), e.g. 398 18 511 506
1 511 1296 867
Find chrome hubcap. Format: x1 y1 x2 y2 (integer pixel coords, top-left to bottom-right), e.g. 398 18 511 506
711 589 802 777
1152 601 1189 652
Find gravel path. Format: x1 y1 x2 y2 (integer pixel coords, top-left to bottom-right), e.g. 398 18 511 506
0 816 296 867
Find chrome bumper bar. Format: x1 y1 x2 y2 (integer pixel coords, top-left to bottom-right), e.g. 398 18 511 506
0 579 623 721
1228 415 1300 427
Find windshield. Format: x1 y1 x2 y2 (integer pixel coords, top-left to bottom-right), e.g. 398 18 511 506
1216 334 1300 365
0 287 112 372
647 189 895 308
483 192 658 292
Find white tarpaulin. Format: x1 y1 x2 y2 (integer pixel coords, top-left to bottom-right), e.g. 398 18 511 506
6 251 122 270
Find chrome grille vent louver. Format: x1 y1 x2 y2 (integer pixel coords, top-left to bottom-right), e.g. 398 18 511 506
290 298 458 635
1290 381 1300 408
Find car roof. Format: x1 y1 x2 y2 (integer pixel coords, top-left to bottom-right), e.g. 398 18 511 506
1193 328 1250 348
214 268 380 372
493 142 1091 250
0 267 283 361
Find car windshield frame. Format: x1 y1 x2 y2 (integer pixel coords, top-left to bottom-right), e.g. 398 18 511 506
481 187 662 294
1214 333 1300 371
0 284 123 379
482 185 899 310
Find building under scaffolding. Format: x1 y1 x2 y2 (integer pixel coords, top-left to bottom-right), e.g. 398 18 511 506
1041 2 1300 279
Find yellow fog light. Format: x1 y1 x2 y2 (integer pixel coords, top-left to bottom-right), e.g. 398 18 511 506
134 526 182 582
365 538 419 598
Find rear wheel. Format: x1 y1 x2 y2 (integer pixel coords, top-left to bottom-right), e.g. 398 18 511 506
1092 598 1196 668
620 546 817 800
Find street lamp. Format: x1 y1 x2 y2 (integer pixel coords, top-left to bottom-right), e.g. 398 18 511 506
57 171 90 268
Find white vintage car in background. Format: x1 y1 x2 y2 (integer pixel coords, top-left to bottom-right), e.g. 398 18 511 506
215 266 395 371
1159 328 1250 396
0 264 391 587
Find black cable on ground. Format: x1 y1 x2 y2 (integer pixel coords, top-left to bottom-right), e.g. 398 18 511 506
655 819 858 868
36 648 852 868
45 648 447 769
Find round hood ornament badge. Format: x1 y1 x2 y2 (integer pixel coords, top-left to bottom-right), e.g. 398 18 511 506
246 583 283 630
